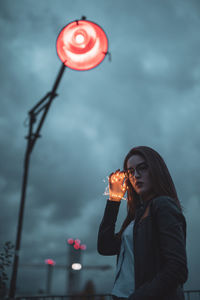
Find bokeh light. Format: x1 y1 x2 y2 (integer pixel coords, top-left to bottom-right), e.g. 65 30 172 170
72 263 82 270
45 259 56 266
67 238 74 245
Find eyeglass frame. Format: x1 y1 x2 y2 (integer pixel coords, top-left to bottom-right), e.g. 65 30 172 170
124 162 149 178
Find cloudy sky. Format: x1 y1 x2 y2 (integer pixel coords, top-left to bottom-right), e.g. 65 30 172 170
1 0 200 295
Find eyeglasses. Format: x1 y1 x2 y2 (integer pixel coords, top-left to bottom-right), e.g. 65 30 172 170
125 163 149 178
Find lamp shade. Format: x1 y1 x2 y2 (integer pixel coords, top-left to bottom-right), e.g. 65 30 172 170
56 20 108 70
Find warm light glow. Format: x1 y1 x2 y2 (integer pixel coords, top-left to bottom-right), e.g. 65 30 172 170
72 263 82 270
56 20 108 70
45 259 56 266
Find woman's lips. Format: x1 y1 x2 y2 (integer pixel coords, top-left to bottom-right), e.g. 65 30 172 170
135 182 143 187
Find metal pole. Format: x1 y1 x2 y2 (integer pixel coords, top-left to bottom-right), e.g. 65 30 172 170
8 141 31 298
46 265 53 294
67 246 82 294
9 63 66 298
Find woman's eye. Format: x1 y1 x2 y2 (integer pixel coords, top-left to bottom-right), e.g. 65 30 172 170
139 164 148 171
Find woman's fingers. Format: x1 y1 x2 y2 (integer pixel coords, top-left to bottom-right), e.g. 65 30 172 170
122 178 128 191
109 169 118 182
108 169 127 201
109 169 125 184
108 172 114 185
109 173 114 179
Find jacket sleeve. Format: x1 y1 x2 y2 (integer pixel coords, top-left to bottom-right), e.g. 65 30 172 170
97 200 121 255
129 196 188 300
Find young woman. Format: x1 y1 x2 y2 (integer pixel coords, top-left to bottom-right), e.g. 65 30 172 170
97 146 188 300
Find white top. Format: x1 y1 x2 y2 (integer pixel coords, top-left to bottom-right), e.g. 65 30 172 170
111 220 135 298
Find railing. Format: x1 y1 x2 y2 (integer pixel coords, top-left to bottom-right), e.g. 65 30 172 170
12 296 112 300
5 290 199 300
184 290 200 300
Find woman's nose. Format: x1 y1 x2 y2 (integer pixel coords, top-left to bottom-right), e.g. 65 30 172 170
134 169 140 178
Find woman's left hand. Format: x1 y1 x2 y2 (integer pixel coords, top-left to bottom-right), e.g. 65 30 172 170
108 169 128 201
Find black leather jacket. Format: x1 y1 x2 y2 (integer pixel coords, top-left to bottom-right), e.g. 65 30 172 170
97 196 188 300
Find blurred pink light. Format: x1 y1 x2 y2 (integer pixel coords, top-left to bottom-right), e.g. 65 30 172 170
56 20 108 70
80 244 86 250
45 259 56 266
67 238 74 245
74 244 80 250
75 239 81 245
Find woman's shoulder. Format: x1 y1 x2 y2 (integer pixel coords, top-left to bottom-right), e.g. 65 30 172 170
151 195 186 237
152 195 179 208
151 195 183 215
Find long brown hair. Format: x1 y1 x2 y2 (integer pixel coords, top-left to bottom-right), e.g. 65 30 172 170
118 146 183 237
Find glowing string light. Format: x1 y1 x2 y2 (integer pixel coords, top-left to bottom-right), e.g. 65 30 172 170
103 177 127 201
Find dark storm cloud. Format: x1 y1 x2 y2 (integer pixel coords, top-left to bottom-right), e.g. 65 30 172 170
1 0 200 294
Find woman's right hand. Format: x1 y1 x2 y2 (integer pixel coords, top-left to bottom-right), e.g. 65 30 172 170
109 169 128 202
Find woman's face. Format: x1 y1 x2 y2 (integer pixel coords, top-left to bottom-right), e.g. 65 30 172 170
126 154 154 201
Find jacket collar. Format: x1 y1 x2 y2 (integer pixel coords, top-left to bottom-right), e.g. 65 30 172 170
135 197 154 224
137 197 154 210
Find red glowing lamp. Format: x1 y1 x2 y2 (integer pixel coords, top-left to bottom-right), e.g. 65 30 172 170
45 259 56 266
56 19 108 70
67 238 74 245
75 239 81 245
67 237 86 250
80 244 86 250
74 243 80 250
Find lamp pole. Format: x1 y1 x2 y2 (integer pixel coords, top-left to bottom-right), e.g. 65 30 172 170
9 63 66 298
9 17 108 298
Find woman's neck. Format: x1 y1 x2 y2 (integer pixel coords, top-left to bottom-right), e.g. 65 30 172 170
140 192 156 204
